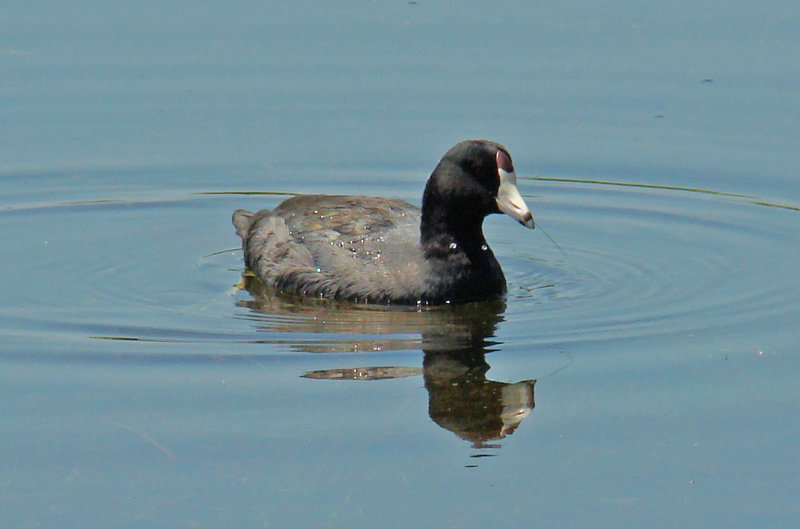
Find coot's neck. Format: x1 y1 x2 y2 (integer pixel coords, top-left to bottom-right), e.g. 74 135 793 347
419 164 490 259
420 205 488 257
419 184 506 303
416 158 507 303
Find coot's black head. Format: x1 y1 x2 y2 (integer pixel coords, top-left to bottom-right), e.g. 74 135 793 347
421 140 535 241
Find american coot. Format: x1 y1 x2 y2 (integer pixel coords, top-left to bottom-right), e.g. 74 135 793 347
232 139 535 305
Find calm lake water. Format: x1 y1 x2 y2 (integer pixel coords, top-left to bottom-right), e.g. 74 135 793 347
2 1 799 528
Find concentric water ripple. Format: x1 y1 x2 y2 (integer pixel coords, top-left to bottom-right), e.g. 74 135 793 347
1 176 797 354
502 179 800 345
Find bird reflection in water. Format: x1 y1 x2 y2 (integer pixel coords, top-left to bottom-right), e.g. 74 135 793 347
238 273 537 452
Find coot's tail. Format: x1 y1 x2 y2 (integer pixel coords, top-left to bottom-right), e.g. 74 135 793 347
232 209 254 239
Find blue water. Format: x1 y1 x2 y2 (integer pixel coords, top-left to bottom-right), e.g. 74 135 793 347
2 1 799 528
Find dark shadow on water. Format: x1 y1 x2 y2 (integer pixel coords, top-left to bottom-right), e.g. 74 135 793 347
239 274 537 453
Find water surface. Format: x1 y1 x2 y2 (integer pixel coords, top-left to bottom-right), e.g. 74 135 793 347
2 1 799 528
